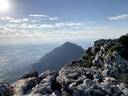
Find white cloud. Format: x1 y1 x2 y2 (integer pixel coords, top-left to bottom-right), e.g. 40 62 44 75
29 14 47 18
109 14 128 21
10 18 29 23
49 17 59 20
0 16 14 21
85 26 108 30
0 14 112 45
31 19 38 23
0 14 60 25
10 19 22 23
87 21 95 24
0 16 30 23
54 23 65 27
39 24 54 28
54 22 84 28
22 18 29 22
30 14 59 21
4 22 85 29
66 22 84 26
0 29 121 45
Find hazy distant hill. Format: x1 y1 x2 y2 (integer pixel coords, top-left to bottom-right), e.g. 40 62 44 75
32 42 84 73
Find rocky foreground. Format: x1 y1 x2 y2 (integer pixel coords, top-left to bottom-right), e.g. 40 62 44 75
1 34 128 96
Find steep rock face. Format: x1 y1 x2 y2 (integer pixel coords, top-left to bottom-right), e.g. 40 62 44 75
67 35 128 78
32 42 84 73
92 39 128 77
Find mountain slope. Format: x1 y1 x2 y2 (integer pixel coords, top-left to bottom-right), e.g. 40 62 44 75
32 42 84 73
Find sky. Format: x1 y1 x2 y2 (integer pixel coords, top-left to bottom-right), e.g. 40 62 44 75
0 0 128 45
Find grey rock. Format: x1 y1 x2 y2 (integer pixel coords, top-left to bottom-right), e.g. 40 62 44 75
39 70 58 80
50 90 61 96
103 52 128 77
74 77 125 96
11 77 39 95
30 70 59 95
117 83 128 96
57 67 103 95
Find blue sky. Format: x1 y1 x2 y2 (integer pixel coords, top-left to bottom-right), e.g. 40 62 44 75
0 0 128 45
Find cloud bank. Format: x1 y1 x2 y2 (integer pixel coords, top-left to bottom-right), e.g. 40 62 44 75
109 14 128 21
0 14 112 45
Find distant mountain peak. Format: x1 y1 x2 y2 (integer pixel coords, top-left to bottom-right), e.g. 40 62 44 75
62 42 80 47
63 42 75 45
32 42 84 73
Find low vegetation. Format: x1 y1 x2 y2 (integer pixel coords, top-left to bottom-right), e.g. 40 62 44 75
108 39 128 60
117 73 128 85
108 44 122 55
119 34 128 47
120 47 128 60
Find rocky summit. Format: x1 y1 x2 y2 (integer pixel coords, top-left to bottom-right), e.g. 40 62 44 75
1 34 128 96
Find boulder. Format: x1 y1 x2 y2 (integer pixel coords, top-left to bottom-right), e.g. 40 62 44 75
74 77 126 96
11 77 39 95
30 70 60 95
57 67 102 95
39 70 58 80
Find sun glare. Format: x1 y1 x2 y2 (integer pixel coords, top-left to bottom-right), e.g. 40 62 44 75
0 0 10 13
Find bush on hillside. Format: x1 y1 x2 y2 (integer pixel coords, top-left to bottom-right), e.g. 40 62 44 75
108 45 121 54
119 35 128 47
120 48 128 60
117 73 128 84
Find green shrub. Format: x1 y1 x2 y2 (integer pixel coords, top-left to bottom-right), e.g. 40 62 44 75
119 35 128 47
81 54 94 67
108 45 122 56
109 45 121 52
117 73 128 84
108 44 128 60
120 48 128 60
119 35 128 60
